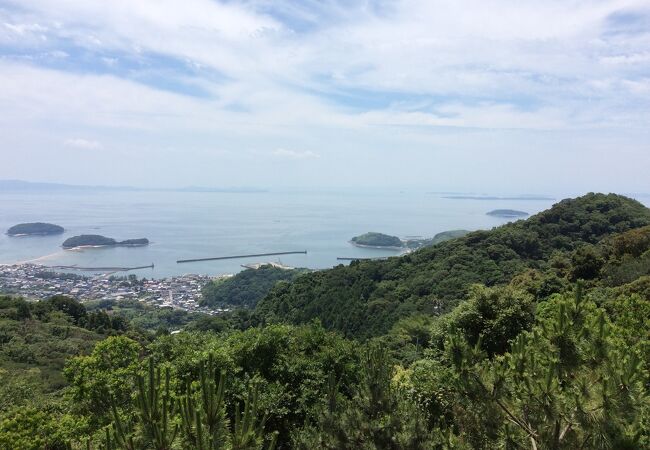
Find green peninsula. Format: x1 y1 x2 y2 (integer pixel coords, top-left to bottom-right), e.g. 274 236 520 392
62 235 149 249
7 222 64 236
405 229 470 249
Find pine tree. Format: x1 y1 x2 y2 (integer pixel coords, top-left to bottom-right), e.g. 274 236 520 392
294 345 443 449
447 285 648 449
100 355 277 450
105 357 177 449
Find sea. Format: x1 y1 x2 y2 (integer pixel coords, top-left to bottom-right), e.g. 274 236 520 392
1 189 645 279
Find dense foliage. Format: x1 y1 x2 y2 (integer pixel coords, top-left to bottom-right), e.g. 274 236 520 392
0 295 140 449
200 266 309 309
1 193 649 449
0 296 105 409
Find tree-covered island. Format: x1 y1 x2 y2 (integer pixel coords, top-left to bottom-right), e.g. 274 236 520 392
352 230 471 251
351 232 404 248
6 222 64 236
62 234 149 249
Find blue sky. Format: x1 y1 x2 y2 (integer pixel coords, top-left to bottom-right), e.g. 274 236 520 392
0 0 649 194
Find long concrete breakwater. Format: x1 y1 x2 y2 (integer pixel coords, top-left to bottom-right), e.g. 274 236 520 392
337 256 389 261
49 263 155 272
177 251 307 264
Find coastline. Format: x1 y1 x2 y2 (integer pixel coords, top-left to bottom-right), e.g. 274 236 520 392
65 244 113 250
349 241 404 251
7 232 62 237
486 214 528 218
64 243 149 250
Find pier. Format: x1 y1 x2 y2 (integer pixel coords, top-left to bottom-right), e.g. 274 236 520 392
337 256 388 261
177 251 307 264
49 263 154 272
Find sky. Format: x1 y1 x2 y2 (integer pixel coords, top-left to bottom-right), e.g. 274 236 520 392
0 0 649 194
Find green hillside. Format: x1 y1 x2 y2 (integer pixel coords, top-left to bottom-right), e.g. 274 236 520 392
200 265 309 309
0 295 135 447
255 193 650 337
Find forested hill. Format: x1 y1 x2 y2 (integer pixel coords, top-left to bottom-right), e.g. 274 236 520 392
255 193 650 337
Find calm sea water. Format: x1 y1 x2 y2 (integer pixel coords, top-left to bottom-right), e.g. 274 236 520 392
0 189 611 278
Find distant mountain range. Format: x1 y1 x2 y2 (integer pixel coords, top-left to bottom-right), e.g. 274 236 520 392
0 179 267 194
438 194 555 201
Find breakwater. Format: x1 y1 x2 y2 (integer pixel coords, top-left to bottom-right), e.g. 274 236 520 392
49 263 154 272
177 251 307 264
336 256 388 261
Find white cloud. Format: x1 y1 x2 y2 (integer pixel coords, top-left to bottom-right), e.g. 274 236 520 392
1 0 648 120
272 148 320 159
0 0 649 190
64 138 103 150
3 22 47 35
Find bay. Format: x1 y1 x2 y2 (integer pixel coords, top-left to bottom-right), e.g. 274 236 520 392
0 189 582 278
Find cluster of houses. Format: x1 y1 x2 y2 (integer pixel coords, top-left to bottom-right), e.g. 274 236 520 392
0 263 229 314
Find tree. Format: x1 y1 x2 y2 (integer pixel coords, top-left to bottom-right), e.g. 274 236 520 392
570 245 605 281
48 295 87 324
64 336 141 425
429 284 535 356
15 301 31 320
294 345 443 449
103 356 277 450
446 287 648 449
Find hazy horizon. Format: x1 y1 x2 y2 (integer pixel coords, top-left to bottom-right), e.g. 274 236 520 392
3 178 650 200
1 1 649 193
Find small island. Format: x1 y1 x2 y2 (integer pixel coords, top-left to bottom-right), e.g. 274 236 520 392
487 209 529 218
119 238 150 246
7 222 64 236
62 234 149 249
351 230 471 251
351 232 404 249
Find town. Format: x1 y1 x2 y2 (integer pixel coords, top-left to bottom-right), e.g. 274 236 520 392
0 263 228 314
